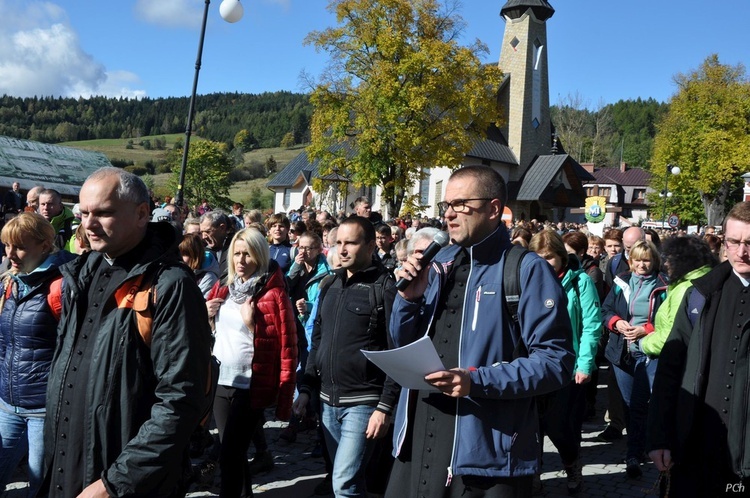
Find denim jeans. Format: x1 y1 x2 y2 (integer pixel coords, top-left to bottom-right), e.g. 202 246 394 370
613 352 658 460
0 398 46 498
321 404 377 497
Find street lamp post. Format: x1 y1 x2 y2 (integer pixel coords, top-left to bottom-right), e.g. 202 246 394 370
660 164 681 227
175 0 244 209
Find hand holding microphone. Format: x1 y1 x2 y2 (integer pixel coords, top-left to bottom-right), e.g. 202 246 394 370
396 231 450 297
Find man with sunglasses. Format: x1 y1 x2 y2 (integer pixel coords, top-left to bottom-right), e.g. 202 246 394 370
649 201 750 497
388 165 575 497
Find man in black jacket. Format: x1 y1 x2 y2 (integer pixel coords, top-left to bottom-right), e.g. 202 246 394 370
41 168 212 497
293 216 397 498
649 201 750 497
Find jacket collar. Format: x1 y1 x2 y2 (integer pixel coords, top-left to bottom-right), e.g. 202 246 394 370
692 260 734 296
437 223 511 265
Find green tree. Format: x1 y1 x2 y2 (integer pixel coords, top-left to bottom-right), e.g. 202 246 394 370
234 129 256 152
168 140 233 209
266 155 278 174
651 55 750 226
280 131 296 148
305 0 502 216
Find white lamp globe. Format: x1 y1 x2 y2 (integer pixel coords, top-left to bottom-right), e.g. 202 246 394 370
220 0 244 23
671 165 681 175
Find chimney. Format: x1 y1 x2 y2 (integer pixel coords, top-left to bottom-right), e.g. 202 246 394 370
620 162 627 173
581 162 595 174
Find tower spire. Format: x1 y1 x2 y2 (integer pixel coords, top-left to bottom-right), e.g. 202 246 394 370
501 0 554 22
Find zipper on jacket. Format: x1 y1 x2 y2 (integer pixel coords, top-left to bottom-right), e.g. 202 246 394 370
447 246 474 485
472 286 481 331
327 285 345 405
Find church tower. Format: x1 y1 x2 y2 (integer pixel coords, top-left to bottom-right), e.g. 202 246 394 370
498 0 555 180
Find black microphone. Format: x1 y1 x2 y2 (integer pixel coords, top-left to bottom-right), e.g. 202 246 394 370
396 231 450 291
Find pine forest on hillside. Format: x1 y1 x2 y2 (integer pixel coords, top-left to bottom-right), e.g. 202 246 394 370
0 91 312 150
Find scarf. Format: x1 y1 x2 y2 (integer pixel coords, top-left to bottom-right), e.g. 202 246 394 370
227 271 266 304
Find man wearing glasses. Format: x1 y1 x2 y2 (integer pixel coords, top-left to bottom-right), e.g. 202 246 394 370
649 201 750 497
388 165 575 497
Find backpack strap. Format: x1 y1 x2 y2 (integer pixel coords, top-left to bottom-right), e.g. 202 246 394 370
113 265 164 347
367 271 394 337
503 244 528 325
502 245 529 359
312 273 337 328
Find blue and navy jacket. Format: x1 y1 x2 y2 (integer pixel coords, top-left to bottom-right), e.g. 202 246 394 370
390 226 575 479
0 250 76 409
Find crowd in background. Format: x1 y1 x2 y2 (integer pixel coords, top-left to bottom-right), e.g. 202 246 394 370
0 175 741 498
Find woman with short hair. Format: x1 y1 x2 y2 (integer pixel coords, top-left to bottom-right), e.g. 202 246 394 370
0 213 76 497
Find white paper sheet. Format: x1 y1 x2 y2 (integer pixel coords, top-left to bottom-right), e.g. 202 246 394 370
361 336 445 391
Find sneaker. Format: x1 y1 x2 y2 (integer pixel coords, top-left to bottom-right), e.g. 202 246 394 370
279 425 298 443
625 457 642 479
596 425 623 442
247 451 274 475
314 474 332 496
564 461 584 494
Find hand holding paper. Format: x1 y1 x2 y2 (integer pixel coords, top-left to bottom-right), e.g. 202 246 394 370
360 336 444 391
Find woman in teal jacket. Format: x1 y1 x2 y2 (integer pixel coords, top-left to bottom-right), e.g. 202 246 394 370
530 230 602 494
639 236 716 357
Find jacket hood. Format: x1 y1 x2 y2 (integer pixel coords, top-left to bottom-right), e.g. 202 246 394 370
61 222 183 288
6 250 76 289
253 259 285 296
196 251 220 278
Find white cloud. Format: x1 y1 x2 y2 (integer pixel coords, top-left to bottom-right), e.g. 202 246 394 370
0 1 147 98
134 0 203 29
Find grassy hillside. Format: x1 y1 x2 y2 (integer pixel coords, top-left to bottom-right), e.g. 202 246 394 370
60 134 184 166
59 137 306 211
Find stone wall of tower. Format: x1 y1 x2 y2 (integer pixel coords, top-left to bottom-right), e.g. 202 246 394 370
498 9 552 181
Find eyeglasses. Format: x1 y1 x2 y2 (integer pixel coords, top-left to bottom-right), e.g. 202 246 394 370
437 198 493 217
297 246 319 253
725 238 750 250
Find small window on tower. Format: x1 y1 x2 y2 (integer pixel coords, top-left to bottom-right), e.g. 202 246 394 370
532 118 540 129
510 37 519 50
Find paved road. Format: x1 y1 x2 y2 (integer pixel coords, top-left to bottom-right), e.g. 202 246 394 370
5 367 661 497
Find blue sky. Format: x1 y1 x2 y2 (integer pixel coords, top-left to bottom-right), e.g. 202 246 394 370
1 0 748 108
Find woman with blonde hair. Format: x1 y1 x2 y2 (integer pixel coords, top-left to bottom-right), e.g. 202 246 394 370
205 227 297 497
602 240 668 478
0 213 75 496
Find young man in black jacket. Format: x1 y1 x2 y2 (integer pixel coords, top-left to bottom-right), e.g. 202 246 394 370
293 216 397 498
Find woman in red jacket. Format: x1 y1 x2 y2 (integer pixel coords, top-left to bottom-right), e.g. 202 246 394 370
206 227 297 498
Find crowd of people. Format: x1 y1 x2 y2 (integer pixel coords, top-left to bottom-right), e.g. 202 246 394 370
0 166 746 498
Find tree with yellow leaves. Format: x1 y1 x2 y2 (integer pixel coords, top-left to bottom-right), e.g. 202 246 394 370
306 0 502 217
652 55 750 226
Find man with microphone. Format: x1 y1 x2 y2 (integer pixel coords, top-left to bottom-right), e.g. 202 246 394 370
386 165 575 497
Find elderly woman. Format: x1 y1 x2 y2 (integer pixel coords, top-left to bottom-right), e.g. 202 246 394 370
206 227 297 497
0 213 76 497
602 240 668 479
